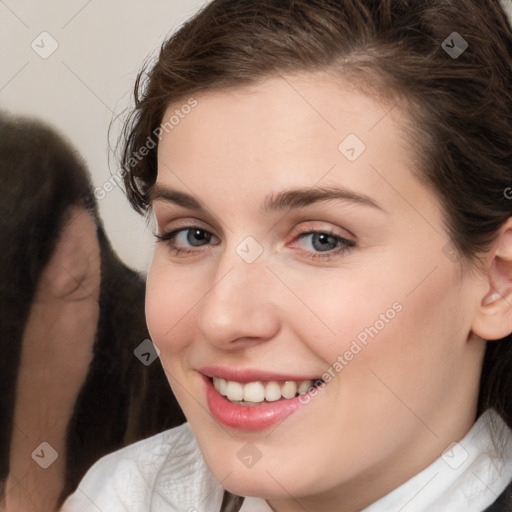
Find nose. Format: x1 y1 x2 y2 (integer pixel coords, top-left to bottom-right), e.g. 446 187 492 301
196 254 281 349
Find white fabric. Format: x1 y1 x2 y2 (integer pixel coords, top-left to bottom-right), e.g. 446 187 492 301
364 410 512 511
61 409 512 512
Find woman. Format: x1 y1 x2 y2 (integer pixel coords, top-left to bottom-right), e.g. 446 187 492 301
61 0 512 510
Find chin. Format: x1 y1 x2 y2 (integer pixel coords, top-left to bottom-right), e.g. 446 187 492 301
221 473 288 501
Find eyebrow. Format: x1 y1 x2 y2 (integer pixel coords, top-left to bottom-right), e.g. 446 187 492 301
149 184 385 213
262 186 385 212
149 185 206 211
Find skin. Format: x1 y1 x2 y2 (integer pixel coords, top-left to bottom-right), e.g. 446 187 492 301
3 208 100 512
147 72 504 511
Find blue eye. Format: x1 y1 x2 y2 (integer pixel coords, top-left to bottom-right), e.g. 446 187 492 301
299 232 343 252
177 228 212 247
156 227 218 254
294 231 355 260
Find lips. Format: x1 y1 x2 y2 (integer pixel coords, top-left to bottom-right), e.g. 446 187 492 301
201 366 324 430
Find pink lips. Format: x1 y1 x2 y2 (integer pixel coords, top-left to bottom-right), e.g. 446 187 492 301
200 366 321 431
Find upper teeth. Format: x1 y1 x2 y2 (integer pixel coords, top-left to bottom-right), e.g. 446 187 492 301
213 377 317 403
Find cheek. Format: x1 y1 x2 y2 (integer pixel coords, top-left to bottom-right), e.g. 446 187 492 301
332 266 465 410
284 266 403 365
288 251 463 387
145 258 197 352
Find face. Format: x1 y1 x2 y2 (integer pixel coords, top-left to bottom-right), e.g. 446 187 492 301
147 73 486 509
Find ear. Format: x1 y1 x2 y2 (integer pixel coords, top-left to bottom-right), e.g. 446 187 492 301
472 218 512 341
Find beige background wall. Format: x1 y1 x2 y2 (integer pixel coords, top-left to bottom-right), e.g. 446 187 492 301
0 0 207 272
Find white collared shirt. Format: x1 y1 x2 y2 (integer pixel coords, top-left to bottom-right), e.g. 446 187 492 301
61 409 512 512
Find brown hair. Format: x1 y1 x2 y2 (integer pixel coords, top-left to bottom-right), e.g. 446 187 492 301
120 0 512 426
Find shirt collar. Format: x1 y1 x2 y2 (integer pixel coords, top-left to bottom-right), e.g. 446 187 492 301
363 409 512 512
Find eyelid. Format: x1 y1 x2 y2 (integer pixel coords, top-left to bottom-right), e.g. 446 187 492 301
155 216 218 238
287 221 356 242
152 203 227 238
289 230 355 252
155 226 217 241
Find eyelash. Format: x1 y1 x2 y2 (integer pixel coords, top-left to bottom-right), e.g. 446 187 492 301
155 226 355 261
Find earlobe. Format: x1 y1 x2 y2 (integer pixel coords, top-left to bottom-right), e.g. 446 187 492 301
472 218 512 341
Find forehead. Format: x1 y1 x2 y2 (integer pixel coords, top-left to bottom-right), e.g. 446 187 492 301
155 73 435 216
160 73 406 156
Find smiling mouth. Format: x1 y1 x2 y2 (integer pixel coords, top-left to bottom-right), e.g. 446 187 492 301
212 377 325 405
